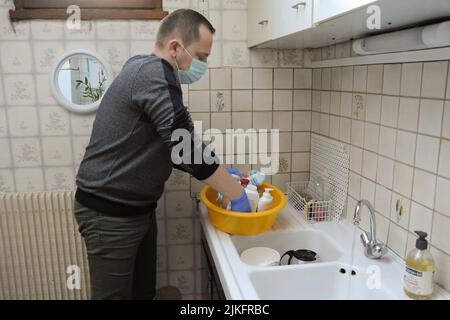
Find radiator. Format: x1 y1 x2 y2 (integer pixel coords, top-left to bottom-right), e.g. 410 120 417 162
0 191 90 300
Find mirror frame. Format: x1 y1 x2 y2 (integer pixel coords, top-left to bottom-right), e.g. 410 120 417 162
51 49 113 114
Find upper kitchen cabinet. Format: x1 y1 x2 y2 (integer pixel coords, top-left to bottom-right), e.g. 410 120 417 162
248 0 313 48
313 0 377 24
274 0 313 38
248 0 450 50
247 0 277 47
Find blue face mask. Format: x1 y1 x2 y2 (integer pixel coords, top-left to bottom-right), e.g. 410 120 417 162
175 44 208 84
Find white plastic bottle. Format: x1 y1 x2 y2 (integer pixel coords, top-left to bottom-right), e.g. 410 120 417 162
245 184 259 212
257 188 274 212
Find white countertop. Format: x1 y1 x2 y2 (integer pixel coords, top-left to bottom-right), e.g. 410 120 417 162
199 202 450 300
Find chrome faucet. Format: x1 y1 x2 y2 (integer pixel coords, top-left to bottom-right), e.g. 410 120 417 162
353 200 387 259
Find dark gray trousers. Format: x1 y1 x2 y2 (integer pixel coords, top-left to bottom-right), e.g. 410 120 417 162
74 200 157 300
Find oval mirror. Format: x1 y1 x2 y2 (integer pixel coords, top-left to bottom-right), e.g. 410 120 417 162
51 49 113 114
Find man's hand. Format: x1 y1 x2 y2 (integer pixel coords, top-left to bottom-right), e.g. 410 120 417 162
230 190 251 213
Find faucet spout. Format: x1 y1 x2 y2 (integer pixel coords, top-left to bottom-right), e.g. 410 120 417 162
353 199 387 259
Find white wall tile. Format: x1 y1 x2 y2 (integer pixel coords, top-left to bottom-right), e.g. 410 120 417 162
430 246 450 291
279 132 292 153
435 177 450 217
210 68 231 90
211 112 231 131
341 66 353 91
443 101 450 139
418 99 444 137
415 135 440 172
421 61 448 99
378 126 397 158
438 140 450 179
393 162 413 198
321 91 331 113
319 114 330 136
3 75 36 106
70 113 95 135
211 90 231 112
39 106 69 136
380 96 399 127
96 21 129 40
382 64 401 95
339 117 351 143
253 90 272 111
231 90 252 111
222 42 249 67
348 172 361 199
388 222 408 258
274 68 293 89
331 67 342 91
360 177 375 204
375 184 392 218
252 112 272 130
11 137 42 168
412 169 436 209
367 64 383 94
274 90 293 110
351 120 364 148
33 41 65 73
365 94 382 123
253 68 273 89
222 10 247 40
31 20 64 40
312 91 321 112
7 107 39 137
395 130 416 166
362 151 378 181
350 146 363 174
0 139 11 168
294 69 312 89
291 152 309 172
35 74 57 105
129 20 159 40
250 49 278 68
292 132 310 152
0 108 7 137
330 92 341 115
391 192 411 229
364 123 379 152
0 42 32 73
321 68 331 90
279 49 304 67
168 245 194 271
65 21 95 40
97 41 129 73
353 65 367 93
72 136 89 166
273 112 292 132
400 63 422 97
42 137 73 166
329 114 341 139
432 213 450 255
293 111 311 131
293 90 311 110
312 69 321 90
44 167 75 191
14 168 44 192
189 90 210 112
232 68 252 89
340 92 352 117
409 201 433 235
0 169 15 192
398 98 420 132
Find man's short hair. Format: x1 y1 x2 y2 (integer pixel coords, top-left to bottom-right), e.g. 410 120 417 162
156 9 216 48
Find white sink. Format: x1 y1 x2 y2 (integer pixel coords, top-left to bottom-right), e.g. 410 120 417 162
199 204 450 300
249 264 396 300
231 229 342 264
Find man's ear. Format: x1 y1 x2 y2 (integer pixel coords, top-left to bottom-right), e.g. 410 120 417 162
168 39 179 58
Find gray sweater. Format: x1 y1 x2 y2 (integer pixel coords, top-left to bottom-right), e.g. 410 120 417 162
75 55 219 215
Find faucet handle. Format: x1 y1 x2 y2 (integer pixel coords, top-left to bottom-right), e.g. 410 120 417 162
360 232 370 247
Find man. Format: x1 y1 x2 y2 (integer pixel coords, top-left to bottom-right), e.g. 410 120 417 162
74 9 250 300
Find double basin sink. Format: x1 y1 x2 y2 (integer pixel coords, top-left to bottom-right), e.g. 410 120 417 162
199 203 449 300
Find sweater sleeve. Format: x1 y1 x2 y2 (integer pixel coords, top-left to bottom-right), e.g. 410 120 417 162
131 60 220 181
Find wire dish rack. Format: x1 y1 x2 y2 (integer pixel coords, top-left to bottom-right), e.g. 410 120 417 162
287 178 337 223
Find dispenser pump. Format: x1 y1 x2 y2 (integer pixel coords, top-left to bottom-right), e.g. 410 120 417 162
415 231 428 250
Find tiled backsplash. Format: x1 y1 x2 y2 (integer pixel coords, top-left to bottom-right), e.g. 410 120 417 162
309 60 450 291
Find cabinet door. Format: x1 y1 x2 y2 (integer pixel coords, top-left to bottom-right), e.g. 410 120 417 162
275 0 313 38
313 0 377 24
248 0 276 47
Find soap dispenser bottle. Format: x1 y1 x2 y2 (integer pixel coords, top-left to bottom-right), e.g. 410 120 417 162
403 231 435 300
257 188 273 212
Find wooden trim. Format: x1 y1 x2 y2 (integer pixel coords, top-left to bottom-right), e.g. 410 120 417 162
9 8 168 21
17 0 162 9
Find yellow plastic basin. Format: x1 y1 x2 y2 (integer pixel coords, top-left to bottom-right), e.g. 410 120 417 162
200 183 287 236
